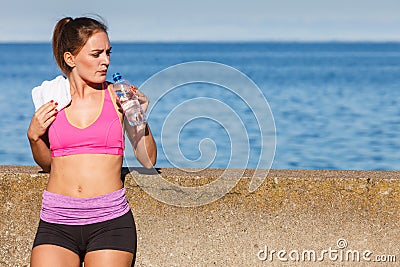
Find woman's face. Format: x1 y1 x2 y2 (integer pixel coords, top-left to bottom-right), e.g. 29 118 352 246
72 31 111 84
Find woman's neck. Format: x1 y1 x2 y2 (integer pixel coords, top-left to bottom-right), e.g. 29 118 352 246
67 74 103 99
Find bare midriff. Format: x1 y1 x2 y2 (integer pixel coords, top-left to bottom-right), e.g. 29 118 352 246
48 154 123 198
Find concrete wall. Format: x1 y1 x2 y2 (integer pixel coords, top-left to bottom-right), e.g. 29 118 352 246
1 166 399 266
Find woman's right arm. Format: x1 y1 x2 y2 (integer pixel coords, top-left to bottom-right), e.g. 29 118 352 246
27 101 58 172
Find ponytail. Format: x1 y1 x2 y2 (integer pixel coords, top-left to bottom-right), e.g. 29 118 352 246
52 17 73 74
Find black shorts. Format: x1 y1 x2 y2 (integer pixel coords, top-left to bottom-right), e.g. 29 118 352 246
32 210 137 262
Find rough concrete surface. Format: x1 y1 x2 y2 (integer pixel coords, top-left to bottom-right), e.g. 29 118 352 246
0 166 399 266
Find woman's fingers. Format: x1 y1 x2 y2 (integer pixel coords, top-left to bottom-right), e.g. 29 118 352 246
42 108 58 128
134 90 149 112
134 89 148 102
35 101 57 117
35 103 57 127
28 101 58 140
128 85 149 112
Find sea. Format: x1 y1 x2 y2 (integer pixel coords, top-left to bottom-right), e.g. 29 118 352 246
0 42 399 170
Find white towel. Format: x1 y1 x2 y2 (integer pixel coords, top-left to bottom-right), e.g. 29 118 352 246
32 75 71 111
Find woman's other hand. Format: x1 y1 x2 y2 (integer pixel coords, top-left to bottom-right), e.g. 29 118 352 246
130 85 149 113
27 100 58 142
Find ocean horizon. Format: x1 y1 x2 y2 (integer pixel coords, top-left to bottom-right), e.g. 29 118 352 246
0 41 399 170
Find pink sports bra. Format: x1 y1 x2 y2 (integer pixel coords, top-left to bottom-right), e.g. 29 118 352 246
48 84 124 157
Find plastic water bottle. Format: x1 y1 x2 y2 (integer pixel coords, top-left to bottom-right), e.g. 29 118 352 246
112 73 146 126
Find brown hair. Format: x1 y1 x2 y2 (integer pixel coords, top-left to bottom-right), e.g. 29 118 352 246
52 16 108 74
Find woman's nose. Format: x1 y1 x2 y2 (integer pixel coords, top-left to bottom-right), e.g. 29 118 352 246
102 53 110 65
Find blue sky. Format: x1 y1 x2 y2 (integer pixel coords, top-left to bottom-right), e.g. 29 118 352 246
1 0 399 42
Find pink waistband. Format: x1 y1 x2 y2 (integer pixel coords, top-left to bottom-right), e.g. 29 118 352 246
40 188 130 225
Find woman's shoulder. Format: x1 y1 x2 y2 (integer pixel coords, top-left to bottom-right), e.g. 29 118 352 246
105 81 115 96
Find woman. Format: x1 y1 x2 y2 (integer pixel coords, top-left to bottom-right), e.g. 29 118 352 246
27 16 156 266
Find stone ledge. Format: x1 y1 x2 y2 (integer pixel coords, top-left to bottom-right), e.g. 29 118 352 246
1 166 399 266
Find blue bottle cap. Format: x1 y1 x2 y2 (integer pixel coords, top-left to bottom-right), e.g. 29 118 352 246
112 73 122 82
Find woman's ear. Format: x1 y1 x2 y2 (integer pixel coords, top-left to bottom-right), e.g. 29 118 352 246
64 52 75 68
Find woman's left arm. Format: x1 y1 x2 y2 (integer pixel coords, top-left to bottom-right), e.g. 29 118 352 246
125 121 157 168
124 89 157 168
